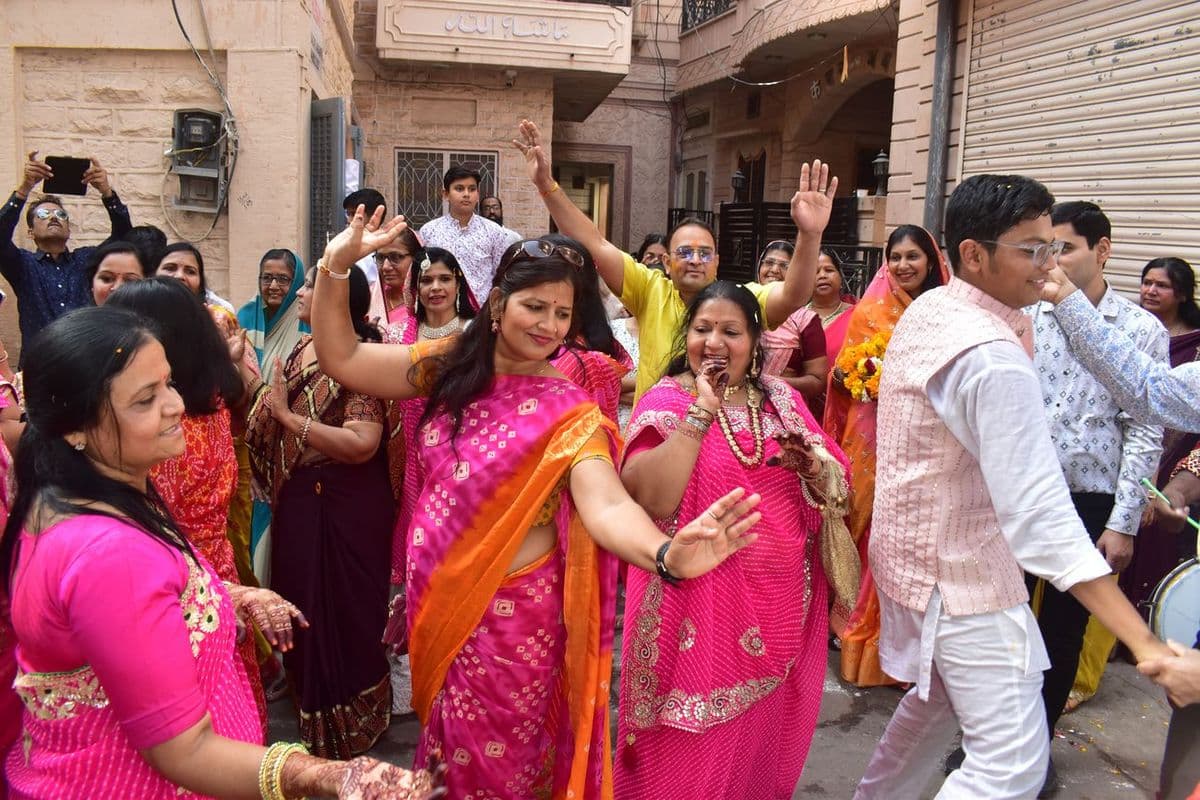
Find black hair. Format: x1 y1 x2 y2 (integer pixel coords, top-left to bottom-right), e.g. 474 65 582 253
887 224 946 294
540 233 618 359
667 216 716 248
442 166 481 192
1050 201 1111 249
417 251 584 438
323 265 382 344
408 246 476 324
944 174 1056 272
819 246 842 269
757 240 794 281
636 233 669 262
25 194 65 228
124 224 168 270
343 188 387 219
106 278 242 415
665 281 765 389
1 307 194 593
481 195 502 207
157 241 209 297
259 248 297 279
85 241 151 286
1142 256 1200 329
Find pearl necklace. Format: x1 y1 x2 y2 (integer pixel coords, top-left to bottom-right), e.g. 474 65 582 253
419 317 462 340
717 402 764 467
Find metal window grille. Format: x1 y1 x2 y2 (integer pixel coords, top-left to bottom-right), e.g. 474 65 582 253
681 0 733 32
395 149 498 227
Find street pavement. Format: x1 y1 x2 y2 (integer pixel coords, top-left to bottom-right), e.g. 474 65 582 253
269 649 1171 798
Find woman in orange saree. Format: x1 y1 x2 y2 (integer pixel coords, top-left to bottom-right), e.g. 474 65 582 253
309 210 763 800
823 224 950 687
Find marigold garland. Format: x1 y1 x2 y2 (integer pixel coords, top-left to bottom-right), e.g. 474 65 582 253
835 331 891 402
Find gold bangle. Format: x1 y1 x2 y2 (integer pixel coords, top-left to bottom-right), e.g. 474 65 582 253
317 258 351 281
539 181 560 198
676 420 705 442
258 742 307 800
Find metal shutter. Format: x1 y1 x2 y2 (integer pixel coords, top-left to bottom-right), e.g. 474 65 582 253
309 97 346 268
961 0 1200 293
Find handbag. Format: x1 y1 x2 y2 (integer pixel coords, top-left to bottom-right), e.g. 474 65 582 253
801 444 861 609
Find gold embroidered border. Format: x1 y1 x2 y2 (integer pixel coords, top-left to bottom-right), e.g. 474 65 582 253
625 577 794 733
14 666 109 720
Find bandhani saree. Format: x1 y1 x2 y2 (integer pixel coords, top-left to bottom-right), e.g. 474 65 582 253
614 376 846 799
405 363 618 800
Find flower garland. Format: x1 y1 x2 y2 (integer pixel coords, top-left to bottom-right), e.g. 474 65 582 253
835 330 891 402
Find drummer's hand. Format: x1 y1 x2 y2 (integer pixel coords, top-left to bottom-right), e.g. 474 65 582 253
1138 641 1200 707
1096 529 1134 573
1143 486 1189 531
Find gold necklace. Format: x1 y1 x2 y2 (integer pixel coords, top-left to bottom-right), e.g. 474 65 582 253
717 402 764 467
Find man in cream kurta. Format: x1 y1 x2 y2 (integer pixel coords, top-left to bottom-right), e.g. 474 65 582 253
855 174 1168 800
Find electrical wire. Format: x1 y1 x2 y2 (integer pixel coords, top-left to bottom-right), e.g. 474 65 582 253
166 0 240 242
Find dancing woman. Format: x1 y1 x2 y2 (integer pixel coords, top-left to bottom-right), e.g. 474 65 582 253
617 281 852 798
0 306 439 799
310 207 762 799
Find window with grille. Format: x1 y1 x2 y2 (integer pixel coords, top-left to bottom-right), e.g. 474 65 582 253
395 149 498 227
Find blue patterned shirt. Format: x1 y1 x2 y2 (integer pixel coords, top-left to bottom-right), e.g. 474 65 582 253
1052 290 1200 434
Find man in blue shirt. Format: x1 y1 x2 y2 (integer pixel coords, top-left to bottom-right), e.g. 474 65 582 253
0 151 132 354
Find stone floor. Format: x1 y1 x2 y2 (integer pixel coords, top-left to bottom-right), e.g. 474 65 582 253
269 647 1172 799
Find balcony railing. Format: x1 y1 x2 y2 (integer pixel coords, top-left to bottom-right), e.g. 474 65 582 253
681 0 733 32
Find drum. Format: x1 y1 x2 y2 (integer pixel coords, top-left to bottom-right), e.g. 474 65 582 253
1147 558 1200 645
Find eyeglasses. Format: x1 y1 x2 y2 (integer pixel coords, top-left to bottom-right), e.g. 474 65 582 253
507 239 586 270
259 274 292 286
673 246 715 263
977 239 1065 268
374 251 411 265
759 257 790 271
33 207 69 222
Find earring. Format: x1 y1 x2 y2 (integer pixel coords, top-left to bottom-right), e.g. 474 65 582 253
751 351 761 379
72 440 85 452
491 318 500 333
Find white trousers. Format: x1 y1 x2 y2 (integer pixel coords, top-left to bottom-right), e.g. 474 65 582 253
854 607 1049 800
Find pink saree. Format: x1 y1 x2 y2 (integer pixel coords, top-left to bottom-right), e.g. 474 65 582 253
6 517 261 798
405 365 619 800
615 376 848 799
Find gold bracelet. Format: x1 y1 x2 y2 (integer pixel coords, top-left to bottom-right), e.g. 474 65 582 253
686 403 714 422
299 416 312 449
316 258 351 281
539 181 561 198
258 742 308 800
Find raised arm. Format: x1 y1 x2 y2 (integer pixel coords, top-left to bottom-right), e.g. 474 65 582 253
1 151 50 280
514 119 627 296
84 158 133 242
764 161 838 328
1044 269 1200 432
311 206 424 401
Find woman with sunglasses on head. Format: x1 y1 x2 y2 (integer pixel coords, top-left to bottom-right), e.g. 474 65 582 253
243 265 396 759
1 306 443 799
310 206 762 800
755 240 828 416
823 223 949 689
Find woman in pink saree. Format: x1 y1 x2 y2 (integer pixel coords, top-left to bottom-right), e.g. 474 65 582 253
310 210 763 800
0 306 440 799
822 224 950 687
616 281 852 799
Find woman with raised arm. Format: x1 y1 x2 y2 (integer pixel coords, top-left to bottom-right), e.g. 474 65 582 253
310 207 762 800
617 280 854 799
0 306 441 799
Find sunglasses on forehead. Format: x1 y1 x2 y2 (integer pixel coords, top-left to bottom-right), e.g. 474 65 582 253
502 239 587 271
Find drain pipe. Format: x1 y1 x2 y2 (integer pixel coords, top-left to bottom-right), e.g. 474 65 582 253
922 0 957 242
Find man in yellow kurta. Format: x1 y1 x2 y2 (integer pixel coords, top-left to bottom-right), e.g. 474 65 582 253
514 120 839 400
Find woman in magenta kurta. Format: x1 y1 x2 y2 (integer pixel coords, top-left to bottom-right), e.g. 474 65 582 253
0 306 441 799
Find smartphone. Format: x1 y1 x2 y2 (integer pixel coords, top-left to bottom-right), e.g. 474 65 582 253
43 156 92 196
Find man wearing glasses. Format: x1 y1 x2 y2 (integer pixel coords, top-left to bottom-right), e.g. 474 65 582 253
1014 200 1166 794
1 151 132 353
856 174 1169 800
513 119 837 400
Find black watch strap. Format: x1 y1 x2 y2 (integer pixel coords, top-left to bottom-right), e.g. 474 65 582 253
655 540 681 586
